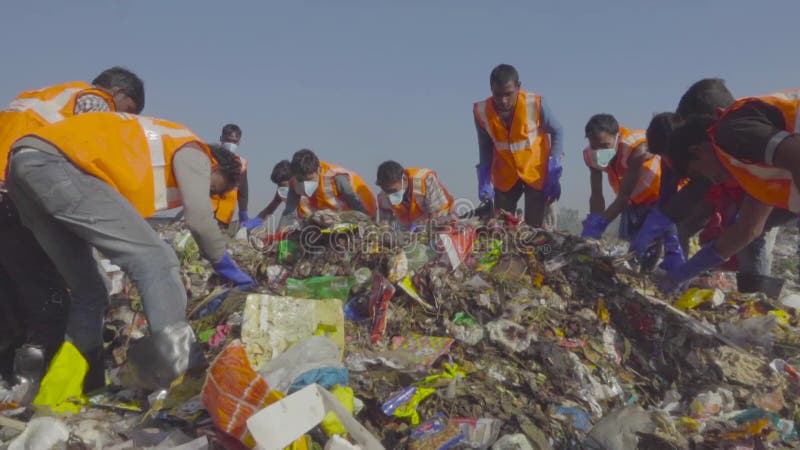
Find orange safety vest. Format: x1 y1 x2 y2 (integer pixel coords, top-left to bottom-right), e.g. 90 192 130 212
306 160 376 218
601 127 661 206
710 96 800 212
211 157 248 224
473 91 551 191
0 81 115 179
13 112 211 218
377 168 454 226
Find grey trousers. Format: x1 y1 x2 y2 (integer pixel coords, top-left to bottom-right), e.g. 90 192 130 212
7 150 187 354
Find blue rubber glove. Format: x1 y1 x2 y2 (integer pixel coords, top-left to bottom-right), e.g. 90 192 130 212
658 229 686 272
476 164 494 202
581 213 609 239
631 207 674 257
238 210 249 223
658 242 726 295
544 156 563 202
242 217 264 231
212 252 256 289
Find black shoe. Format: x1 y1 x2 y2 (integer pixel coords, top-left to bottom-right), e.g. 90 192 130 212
82 347 106 393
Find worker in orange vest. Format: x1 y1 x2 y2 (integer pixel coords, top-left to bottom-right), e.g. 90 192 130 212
0 68 144 393
375 160 454 230
6 112 254 396
661 92 800 293
474 64 564 227
279 149 376 228
210 123 259 230
580 114 661 242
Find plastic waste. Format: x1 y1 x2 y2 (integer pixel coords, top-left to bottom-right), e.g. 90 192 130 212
246 383 384 450
409 413 463 450
486 319 533 353
321 385 355 436
368 274 396 343
583 405 654 450
390 334 454 370
552 405 592 431
258 335 344 394
491 434 534 450
388 250 409 283
450 418 503 449
445 313 485 346
405 242 435 272
290 368 349 392
674 288 725 310
278 239 300 264
8 417 70 450
689 388 735 418
381 386 436 425
719 315 777 351
285 276 355 300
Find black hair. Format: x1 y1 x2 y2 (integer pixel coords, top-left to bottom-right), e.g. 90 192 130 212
489 64 520 87
376 160 404 186
208 144 243 185
92 66 145 114
221 123 242 137
676 78 735 118
666 115 716 177
270 160 292 184
646 112 682 156
290 149 320 177
585 114 619 138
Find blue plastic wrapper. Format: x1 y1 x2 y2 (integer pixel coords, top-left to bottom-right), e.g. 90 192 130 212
381 386 417 416
409 413 463 450
553 406 591 431
289 367 350 393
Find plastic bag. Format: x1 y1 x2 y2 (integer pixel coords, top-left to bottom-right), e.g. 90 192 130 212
258 336 344 394
33 341 88 414
368 274 396 343
321 385 355 436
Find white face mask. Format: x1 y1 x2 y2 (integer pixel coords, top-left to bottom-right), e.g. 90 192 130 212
387 179 405 206
303 180 319 197
277 186 289 199
583 134 619 170
221 142 238 153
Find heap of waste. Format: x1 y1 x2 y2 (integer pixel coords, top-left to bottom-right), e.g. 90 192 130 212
1 210 800 450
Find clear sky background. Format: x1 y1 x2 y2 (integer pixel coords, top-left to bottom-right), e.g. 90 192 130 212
1 1 798 217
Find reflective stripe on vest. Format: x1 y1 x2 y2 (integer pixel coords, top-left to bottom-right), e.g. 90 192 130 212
474 101 538 153
7 87 84 124
321 166 349 210
133 115 195 211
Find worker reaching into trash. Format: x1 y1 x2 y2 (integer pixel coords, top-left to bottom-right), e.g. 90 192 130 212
247 160 292 229
661 92 800 294
375 160 454 230
634 79 797 293
580 114 661 243
279 149 377 228
211 123 255 230
0 67 144 395
5 112 255 399
474 64 563 228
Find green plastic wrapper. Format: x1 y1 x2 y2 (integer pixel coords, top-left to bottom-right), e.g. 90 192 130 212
278 240 300 265
284 276 355 300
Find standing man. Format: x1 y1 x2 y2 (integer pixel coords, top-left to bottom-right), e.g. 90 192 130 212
0 67 144 389
474 64 564 227
6 112 254 396
661 93 800 293
580 114 661 241
211 123 250 228
279 149 376 228
375 160 454 230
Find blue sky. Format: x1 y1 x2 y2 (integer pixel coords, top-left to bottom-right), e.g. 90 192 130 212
1 1 798 216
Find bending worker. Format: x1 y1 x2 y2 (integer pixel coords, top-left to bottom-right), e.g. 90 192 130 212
474 63 563 227
211 123 256 230
280 149 376 227
249 160 292 229
0 67 144 392
375 160 454 230
580 114 661 243
661 92 800 293
6 112 255 394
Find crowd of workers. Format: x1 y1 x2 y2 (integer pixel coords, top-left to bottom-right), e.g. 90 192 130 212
0 63 797 404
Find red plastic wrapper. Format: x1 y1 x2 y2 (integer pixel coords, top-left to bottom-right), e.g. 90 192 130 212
368 274 396 343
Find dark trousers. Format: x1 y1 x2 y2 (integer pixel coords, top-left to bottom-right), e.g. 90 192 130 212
494 181 547 227
0 192 70 371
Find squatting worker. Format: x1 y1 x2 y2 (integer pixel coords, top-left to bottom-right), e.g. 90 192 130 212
0 67 144 396
6 112 255 395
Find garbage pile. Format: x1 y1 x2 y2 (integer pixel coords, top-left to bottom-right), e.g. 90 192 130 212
1 212 800 450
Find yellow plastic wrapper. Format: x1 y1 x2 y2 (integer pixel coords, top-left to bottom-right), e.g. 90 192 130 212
393 387 436 425
33 342 88 414
768 310 790 326
675 288 716 311
597 299 610 323
321 385 355 436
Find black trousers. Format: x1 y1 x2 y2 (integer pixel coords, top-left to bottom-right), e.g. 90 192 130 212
0 192 69 372
494 181 547 227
